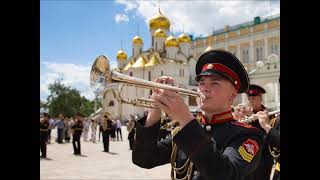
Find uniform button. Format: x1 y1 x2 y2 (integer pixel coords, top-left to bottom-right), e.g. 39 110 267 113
206 125 211 132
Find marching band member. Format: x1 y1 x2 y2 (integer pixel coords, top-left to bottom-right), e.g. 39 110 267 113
132 50 264 180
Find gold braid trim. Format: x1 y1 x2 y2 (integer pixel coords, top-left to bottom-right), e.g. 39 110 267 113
268 117 280 159
170 127 193 180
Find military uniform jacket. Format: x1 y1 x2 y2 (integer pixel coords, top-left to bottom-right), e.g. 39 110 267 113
71 121 83 136
40 121 49 137
132 113 264 180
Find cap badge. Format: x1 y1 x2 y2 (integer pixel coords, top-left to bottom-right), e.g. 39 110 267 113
207 64 213 69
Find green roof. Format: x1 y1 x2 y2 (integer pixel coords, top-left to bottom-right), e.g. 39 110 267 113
193 14 280 41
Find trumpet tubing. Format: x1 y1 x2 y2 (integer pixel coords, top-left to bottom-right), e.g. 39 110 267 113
90 55 205 109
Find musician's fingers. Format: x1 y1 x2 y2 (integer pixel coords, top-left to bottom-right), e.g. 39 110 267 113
159 89 178 98
153 93 172 107
153 100 168 112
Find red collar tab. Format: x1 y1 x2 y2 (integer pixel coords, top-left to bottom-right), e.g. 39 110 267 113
199 110 234 125
201 63 241 91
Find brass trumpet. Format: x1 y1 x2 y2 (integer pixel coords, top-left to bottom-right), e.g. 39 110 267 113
239 109 280 123
90 55 205 110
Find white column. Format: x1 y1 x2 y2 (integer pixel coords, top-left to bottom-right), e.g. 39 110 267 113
249 40 254 63
237 44 241 60
264 38 268 60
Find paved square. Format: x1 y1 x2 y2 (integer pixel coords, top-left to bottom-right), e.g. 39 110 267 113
40 127 171 180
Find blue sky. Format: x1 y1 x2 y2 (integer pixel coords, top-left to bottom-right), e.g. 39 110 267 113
40 0 280 101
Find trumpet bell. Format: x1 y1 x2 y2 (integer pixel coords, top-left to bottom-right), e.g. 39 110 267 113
90 55 112 94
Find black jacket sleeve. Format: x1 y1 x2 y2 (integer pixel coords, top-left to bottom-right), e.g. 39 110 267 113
132 116 172 169
173 120 263 180
265 117 280 149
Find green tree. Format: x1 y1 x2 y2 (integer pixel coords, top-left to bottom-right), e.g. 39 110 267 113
40 99 48 110
46 80 95 117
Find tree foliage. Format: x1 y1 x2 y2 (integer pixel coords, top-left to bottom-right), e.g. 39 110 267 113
46 80 100 118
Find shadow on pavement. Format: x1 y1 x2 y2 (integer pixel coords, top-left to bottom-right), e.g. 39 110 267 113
40 157 53 160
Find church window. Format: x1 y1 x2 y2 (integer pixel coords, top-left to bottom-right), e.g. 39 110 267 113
108 101 114 106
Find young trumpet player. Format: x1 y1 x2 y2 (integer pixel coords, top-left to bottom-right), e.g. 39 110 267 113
132 50 264 180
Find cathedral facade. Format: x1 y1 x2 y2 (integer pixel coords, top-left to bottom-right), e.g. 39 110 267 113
101 10 280 120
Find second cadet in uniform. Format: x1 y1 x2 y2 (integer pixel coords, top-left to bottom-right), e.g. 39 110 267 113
40 113 50 159
132 50 264 180
245 85 274 180
71 112 84 156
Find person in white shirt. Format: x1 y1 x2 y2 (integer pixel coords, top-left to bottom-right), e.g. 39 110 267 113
115 119 122 141
90 119 98 143
47 118 55 144
82 118 90 142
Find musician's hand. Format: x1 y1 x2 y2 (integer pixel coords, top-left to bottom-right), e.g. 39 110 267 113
153 89 194 129
232 111 246 121
256 110 272 133
145 76 175 127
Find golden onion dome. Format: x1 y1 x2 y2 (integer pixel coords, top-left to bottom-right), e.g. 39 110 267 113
116 49 127 60
148 9 170 30
153 29 167 38
178 33 191 43
132 36 143 45
165 35 178 47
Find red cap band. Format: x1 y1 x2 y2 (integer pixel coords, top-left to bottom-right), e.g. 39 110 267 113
201 63 241 91
248 89 260 95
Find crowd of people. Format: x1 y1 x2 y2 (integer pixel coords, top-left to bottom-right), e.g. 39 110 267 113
40 111 128 158
40 49 280 180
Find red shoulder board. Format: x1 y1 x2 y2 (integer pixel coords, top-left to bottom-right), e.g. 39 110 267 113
238 139 259 163
231 121 256 129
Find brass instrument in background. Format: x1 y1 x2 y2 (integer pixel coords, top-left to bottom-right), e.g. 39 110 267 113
160 120 180 130
90 55 205 110
239 109 280 123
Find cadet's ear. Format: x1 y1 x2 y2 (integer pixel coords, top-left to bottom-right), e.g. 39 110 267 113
229 86 237 102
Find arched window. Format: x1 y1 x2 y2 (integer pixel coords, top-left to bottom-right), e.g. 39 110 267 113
129 72 133 76
108 101 114 106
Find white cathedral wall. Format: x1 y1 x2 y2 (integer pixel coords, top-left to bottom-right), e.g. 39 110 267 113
154 37 165 53
103 90 118 119
166 47 178 59
133 44 143 58
179 43 191 57
176 53 188 63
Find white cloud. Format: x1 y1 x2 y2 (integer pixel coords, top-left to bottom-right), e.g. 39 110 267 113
115 13 129 23
40 62 95 101
116 0 138 13
115 0 280 36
